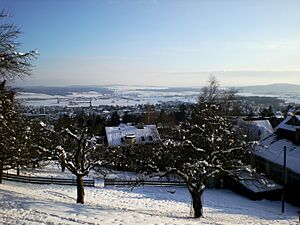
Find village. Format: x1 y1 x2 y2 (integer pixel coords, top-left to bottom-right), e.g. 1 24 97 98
21 92 300 205
1 84 300 224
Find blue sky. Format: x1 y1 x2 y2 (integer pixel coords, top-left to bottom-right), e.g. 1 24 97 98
3 0 300 86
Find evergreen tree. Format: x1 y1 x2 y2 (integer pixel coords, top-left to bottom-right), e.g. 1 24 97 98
110 111 120 126
0 82 42 182
0 11 37 182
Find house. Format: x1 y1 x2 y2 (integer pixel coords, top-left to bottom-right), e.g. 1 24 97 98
253 113 300 206
238 119 274 141
223 170 282 201
105 123 161 147
23 113 49 121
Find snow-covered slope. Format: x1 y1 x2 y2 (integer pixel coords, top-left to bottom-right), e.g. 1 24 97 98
0 181 298 225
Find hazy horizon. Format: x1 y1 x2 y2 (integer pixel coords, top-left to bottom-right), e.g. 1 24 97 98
13 79 300 88
13 70 300 88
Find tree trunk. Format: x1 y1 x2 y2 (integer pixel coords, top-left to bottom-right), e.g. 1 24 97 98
190 188 204 218
0 161 3 184
61 163 65 172
17 164 20 176
76 175 85 204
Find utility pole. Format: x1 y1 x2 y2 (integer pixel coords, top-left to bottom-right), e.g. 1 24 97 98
281 145 287 213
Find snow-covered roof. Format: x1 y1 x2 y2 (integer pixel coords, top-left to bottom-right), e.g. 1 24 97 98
295 115 300 124
250 120 273 129
236 170 282 193
275 115 300 132
248 120 274 140
274 111 284 119
254 134 300 174
238 119 274 141
105 124 161 147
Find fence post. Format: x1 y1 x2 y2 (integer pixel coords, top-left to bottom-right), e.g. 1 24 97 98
282 146 287 213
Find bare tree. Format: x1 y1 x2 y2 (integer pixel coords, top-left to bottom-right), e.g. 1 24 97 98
0 11 37 81
110 77 251 218
38 121 106 204
199 75 243 117
198 75 220 104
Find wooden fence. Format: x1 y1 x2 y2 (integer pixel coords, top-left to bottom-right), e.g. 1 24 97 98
104 178 186 187
3 173 94 187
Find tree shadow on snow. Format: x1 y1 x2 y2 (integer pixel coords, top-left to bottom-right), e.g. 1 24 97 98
202 189 298 222
103 186 298 222
105 185 189 203
0 185 297 223
0 188 116 223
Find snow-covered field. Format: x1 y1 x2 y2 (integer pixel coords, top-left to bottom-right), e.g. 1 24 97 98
16 86 199 107
0 179 299 225
16 85 300 107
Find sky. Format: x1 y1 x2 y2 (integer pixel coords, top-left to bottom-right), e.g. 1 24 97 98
2 0 300 87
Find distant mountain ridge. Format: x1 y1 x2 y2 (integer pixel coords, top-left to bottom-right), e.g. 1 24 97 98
17 85 113 96
16 85 202 96
238 83 300 94
135 87 202 92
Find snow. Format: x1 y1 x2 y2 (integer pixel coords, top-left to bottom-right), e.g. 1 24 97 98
253 114 300 173
248 120 274 138
237 92 300 104
236 170 282 193
0 181 298 225
238 119 274 141
17 92 65 99
16 86 300 107
254 134 300 174
275 115 299 132
1 162 299 224
105 124 161 147
16 87 198 107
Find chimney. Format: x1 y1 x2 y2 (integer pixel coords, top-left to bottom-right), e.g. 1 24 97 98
136 122 144 129
295 128 300 144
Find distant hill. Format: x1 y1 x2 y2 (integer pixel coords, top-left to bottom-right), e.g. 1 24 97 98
17 85 113 96
238 83 300 94
135 87 201 92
